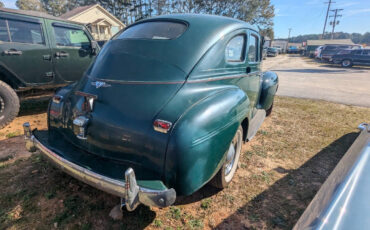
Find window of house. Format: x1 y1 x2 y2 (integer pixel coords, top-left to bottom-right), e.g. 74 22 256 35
5 19 44 44
116 21 187 40
248 34 259 62
225 35 245 62
53 26 90 48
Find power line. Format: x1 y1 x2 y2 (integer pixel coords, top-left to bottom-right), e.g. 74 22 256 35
322 0 335 39
329 9 343 39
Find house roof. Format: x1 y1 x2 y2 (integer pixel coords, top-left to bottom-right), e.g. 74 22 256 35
306 39 354 46
60 5 93 19
60 4 125 27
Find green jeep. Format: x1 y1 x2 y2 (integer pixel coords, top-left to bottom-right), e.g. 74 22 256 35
0 8 99 128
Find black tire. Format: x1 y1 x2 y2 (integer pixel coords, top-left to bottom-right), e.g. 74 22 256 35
210 126 243 189
266 102 274 117
341 59 353 68
0 81 20 129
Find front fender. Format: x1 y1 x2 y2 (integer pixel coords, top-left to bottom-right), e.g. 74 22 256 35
165 88 250 195
258 71 279 111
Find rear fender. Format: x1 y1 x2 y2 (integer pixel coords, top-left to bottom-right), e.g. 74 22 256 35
165 88 250 195
258 71 279 111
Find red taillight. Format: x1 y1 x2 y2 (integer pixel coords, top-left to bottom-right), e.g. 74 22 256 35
52 95 63 104
153 119 172 133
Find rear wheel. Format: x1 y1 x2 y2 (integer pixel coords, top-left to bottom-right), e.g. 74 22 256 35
210 126 243 189
0 81 20 129
341 59 353 68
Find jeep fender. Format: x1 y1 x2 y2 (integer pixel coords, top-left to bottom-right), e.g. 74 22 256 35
258 71 279 111
165 87 250 195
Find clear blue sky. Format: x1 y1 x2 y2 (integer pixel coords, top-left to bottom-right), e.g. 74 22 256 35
272 0 370 38
3 0 369 38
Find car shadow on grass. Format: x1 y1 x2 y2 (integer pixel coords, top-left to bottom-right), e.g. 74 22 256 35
215 132 359 229
18 100 50 116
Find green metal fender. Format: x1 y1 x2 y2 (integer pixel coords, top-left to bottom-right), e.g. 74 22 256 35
164 87 250 195
258 71 279 111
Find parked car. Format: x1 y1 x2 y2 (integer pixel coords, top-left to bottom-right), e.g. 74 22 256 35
321 44 362 62
332 49 370 67
267 47 278 57
294 123 370 230
273 46 283 54
314 46 324 59
0 8 99 128
287 46 299 54
23 14 278 211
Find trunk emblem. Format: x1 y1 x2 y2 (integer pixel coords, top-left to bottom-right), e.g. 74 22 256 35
92 81 111 88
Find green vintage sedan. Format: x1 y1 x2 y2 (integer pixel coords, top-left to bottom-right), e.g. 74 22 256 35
24 14 278 211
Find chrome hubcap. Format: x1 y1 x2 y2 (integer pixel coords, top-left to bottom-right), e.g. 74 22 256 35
225 130 242 176
343 60 350 66
0 96 4 115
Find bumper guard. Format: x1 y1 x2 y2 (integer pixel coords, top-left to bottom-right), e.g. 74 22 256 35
23 123 176 211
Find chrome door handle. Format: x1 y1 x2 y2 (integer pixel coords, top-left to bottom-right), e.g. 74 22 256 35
55 52 69 58
3 49 22 55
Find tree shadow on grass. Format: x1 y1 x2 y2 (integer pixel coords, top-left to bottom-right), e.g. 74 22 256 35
216 132 359 229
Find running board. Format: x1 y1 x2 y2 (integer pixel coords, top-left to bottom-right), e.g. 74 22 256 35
246 109 266 141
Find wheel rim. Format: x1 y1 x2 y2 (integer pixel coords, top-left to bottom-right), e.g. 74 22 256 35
224 129 242 180
343 60 350 66
0 96 4 116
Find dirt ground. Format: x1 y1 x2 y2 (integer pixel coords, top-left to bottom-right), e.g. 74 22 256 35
262 54 370 107
1 96 370 230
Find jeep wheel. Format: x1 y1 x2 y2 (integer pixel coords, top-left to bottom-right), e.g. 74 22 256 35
0 81 20 129
210 126 243 189
341 59 353 68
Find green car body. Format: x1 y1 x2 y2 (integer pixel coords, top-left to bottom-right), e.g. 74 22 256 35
0 8 99 128
25 14 278 210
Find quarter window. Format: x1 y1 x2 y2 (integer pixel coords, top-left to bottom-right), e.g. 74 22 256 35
248 34 259 62
0 19 44 44
225 35 245 62
53 26 90 48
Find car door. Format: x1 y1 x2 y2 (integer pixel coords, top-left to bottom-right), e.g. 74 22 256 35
246 30 261 116
47 20 95 82
359 50 370 64
351 50 363 64
0 14 53 84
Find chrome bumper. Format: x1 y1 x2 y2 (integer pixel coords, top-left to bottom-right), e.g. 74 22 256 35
23 123 176 211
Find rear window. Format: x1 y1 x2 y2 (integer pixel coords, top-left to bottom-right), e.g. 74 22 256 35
116 21 187 40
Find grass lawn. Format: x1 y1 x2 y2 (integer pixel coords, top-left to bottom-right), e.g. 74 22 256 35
0 96 369 230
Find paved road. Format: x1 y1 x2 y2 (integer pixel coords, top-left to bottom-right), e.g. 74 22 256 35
262 55 370 107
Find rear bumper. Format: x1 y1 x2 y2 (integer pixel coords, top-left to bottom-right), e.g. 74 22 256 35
23 123 176 211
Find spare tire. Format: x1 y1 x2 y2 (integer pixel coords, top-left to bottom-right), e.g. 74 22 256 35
0 81 20 129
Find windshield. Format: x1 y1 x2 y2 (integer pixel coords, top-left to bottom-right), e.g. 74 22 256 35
115 21 187 40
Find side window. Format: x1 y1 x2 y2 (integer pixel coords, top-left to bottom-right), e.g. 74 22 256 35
53 26 90 48
7 19 44 44
225 35 245 62
0 19 9 42
248 34 259 62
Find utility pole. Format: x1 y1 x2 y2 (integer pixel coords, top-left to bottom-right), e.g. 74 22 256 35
288 28 292 42
329 9 343 39
322 0 334 39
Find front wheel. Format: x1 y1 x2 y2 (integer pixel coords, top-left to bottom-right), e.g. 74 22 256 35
341 59 353 68
210 126 243 189
0 81 20 129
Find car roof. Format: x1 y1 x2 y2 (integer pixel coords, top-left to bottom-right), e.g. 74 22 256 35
115 14 259 74
0 7 84 25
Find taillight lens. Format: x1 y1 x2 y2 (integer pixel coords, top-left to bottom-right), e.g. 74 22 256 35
52 95 63 104
153 119 172 133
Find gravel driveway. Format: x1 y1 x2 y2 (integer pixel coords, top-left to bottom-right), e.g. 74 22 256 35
262 55 370 107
